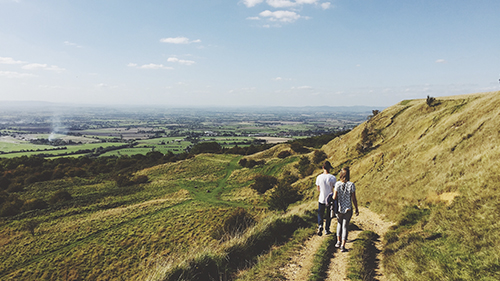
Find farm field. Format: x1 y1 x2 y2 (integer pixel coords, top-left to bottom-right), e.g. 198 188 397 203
0 105 373 159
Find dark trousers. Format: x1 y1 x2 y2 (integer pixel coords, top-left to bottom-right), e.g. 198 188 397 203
317 202 331 231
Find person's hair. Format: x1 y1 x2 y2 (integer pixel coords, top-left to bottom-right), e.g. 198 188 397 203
323 161 332 171
338 167 350 182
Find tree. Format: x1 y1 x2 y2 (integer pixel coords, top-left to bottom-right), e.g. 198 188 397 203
190 142 222 154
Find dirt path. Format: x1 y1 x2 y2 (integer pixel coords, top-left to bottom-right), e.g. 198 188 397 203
279 233 325 281
327 206 393 281
280 206 393 281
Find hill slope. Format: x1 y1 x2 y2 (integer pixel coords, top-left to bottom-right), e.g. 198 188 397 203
322 91 500 280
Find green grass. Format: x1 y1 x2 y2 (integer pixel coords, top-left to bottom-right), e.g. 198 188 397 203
235 227 314 281
347 231 379 281
308 233 337 281
0 153 273 280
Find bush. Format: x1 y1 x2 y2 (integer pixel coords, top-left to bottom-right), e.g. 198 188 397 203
22 198 48 212
0 194 24 217
277 150 292 159
250 175 278 194
296 156 315 178
268 181 302 212
239 158 265 168
290 142 309 154
238 158 248 167
211 207 255 240
132 175 149 184
426 95 435 106
312 150 327 164
49 190 72 204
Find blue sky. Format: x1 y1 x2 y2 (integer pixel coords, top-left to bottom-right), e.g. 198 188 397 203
1 0 499 107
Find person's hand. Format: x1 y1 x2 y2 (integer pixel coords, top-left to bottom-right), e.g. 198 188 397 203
355 209 359 216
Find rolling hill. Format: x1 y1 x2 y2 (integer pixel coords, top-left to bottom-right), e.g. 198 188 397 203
321 91 500 280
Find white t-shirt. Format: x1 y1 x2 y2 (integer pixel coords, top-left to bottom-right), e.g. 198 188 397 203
316 173 336 204
335 181 355 213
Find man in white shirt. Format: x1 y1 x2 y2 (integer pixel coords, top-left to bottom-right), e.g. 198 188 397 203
315 160 336 236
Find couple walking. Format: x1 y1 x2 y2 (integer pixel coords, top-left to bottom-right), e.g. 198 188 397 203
316 161 359 252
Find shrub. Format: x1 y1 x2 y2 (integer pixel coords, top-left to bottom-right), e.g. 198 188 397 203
132 175 149 184
0 194 24 217
268 181 302 212
211 207 255 240
296 156 315 178
49 190 72 204
277 150 292 159
312 150 327 164
250 175 278 194
238 158 248 167
290 142 309 154
23 220 40 236
22 198 48 212
426 95 436 107
115 174 133 187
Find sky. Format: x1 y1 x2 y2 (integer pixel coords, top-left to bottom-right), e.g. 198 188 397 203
0 0 499 107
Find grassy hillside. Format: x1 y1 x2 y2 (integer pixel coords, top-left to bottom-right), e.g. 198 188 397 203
322 91 500 280
0 152 307 280
3 91 500 280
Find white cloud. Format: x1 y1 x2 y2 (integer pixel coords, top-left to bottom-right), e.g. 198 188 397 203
296 0 317 4
64 41 83 48
436 59 447 63
128 63 173 70
247 16 261 20
273 77 292 81
22 63 66 72
266 0 296 8
139 63 173 70
259 10 301 22
293 85 313 90
242 0 264 7
320 2 331 9
0 71 37 78
167 57 195 66
0 57 25 64
160 37 201 44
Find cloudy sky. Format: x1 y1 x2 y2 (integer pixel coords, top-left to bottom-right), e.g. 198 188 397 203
1 0 499 107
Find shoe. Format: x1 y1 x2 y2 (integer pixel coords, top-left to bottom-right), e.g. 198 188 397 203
325 230 332 235
317 226 323 236
340 246 348 252
335 241 341 248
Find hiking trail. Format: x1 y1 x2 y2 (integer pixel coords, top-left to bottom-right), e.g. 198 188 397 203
280 206 393 281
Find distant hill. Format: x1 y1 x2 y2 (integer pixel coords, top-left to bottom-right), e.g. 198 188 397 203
0 100 385 113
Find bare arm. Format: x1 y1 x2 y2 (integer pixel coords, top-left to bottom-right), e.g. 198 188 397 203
317 185 320 192
351 191 359 216
333 190 338 200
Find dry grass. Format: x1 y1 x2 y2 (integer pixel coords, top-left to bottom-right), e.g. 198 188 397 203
320 91 500 280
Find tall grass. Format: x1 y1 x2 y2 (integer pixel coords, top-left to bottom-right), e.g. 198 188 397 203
321 91 500 280
146 211 314 281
